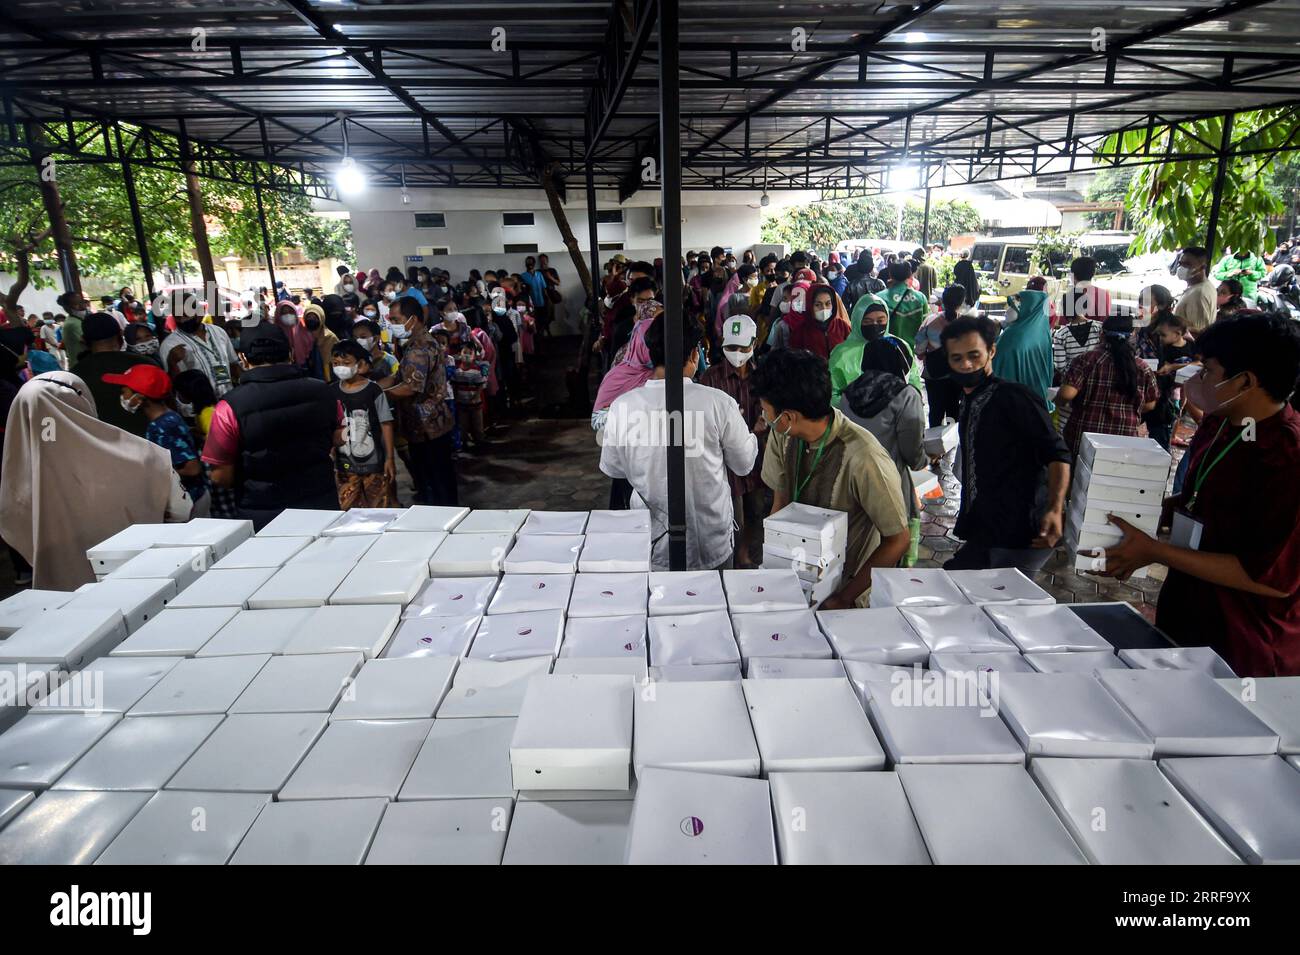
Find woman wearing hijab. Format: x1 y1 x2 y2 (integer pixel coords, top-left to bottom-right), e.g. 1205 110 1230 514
0 371 191 590
991 287 1055 410
829 297 921 406
274 300 316 373
767 280 851 359
302 302 337 381
1056 314 1161 458
953 258 981 311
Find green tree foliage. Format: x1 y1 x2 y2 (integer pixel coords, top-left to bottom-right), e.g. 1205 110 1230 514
1082 167 1135 230
1102 110 1297 255
760 196 982 253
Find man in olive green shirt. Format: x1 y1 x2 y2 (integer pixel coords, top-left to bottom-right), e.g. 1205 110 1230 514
752 348 911 609
57 290 90 366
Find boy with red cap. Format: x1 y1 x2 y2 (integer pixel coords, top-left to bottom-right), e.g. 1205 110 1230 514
103 364 209 516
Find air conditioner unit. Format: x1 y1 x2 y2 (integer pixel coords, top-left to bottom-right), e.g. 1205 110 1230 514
652 207 664 231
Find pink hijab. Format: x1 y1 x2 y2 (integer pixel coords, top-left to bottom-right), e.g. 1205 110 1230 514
594 301 660 411
274 301 315 366
713 271 743 336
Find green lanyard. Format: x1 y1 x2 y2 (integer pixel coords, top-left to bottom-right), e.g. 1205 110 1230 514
1188 419 1244 512
793 427 830 502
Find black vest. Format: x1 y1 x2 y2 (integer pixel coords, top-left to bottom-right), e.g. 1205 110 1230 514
222 364 339 517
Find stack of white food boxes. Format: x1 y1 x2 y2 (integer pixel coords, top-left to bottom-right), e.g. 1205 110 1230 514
1066 433 1171 579
760 503 848 606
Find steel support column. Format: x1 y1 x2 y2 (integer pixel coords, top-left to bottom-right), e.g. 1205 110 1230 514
113 125 155 300
1205 112 1235 263
252 170 278 300
921 186 932 248
658 1 687 571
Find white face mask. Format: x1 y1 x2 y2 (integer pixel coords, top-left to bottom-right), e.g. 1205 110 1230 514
363 309 377 319
1004 302 1019 324
279 313 297 326
493 306 507 316
343 283 355 292
1176 266 1195 281
354 337 374 351
814 307 832 322
120 395 141 414
827 270 839 279
745 276 758 288
332 365 356 380
385 291 397 302
723 349 752 368
779 301 792 314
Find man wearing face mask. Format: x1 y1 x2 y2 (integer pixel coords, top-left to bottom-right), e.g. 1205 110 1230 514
56 290 89 366
940 315 1071 574
700 315 768 567
1096 313 1300 676
1174 246 1217 332
69 312 152 438
160 295 241 398
333 264 356 297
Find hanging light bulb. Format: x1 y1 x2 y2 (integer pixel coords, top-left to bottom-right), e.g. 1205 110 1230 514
334 112 367 194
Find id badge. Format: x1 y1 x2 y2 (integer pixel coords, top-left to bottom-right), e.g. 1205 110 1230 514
1170 509 1205 551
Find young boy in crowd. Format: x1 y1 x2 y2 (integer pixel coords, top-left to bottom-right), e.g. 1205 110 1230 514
451 340 491 447
350 318 399 384
330 339 397 508
103 364 209 516
1149 312 1199 450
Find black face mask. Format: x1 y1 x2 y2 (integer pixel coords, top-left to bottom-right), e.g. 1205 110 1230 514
305 318 321 331
861 323 886 341
178 318 202 333
950 367 988 389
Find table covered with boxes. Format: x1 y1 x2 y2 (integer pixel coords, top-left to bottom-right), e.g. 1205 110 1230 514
0 500 1297 866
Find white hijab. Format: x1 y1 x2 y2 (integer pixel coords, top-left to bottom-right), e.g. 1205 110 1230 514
0 371 180 590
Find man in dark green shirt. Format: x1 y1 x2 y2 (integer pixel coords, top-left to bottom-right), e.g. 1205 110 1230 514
70 312 151 437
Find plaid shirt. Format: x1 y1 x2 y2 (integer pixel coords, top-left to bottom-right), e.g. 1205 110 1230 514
1061 347 1160 455
699 360 765 496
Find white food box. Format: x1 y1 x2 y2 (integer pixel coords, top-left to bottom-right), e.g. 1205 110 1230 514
763 502 848 563
1031 757 1241 865
730 610 831 662
255 508 341 538
229 797 387 865
649 663 742 682
745 658 846 679
452 508 530 535
0 712 120 789
383 615 482 659
166 712 329 793
502 534 583 574
578 532 651 573
1159 755 1300 864
109 606 239 658
1081 457 1171 482
802 572 843 608
1175 363 1201 383
0 663 64 733
869 568 969 608
1140 357 1159 370
722 568 809 613
1071 546 1151 581
816 607 930 664
561 614 646 659
386 505 470 533
428 532 514 576
488 573 575 615
228 652 364 714
86 523 187 574
1098 669 1280 756
404 576 498 619
585 509 651 534
983 604 1113 653
162 518 254 559
0 608 126 668
357 531 448 566
0 589 73 636
927 651 1035 676
742 678 886 772
647 571 727 616
168 567 278 610
437 658 552 718
329 560 429 606
64 577 176 633
770 771 932 865
1073 457 1167 505
647 611 738 666
95 790 270 865
1025 650 1128 673
862 678 1024 764
1215 677 1300 754
287 533 380 565
633 679 760 777
922 422 959 458
35 656 181 714
624 768 775 865
1080 432 1171 469
511 675 634 790
196 608 314 657
398 716 516 799
567 572 648 617
214 535 312 570
128 654 270 716
946 568 1053 606
468 610 565 662
246 562 351 609
762 547 841 583
552 657 648 680
1068 496 1161 534
519 510 590 536
105 546 209 593
502 799 633 865
321 508 402 536
995 672 1156 758
51 714 223 792
901 605 1019 654
365 798 512 865
1120 646 1236 678
280 604 402 658
331 656 458 720
277 718 433 801
897 763 1087 864
0 790 152 865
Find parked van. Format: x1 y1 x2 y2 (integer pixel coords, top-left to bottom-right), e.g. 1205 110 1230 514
967 232 1135 308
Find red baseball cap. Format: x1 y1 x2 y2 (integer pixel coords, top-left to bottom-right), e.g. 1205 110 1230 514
102 363 172 399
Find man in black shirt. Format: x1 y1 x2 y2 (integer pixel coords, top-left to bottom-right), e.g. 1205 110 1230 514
940 315 1071 573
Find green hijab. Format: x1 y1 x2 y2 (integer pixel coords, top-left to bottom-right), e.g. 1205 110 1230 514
830 295 920 406
991 288 1054 410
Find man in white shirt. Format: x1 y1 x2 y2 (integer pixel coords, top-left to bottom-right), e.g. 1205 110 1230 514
599 313 758 570
160 297 241 397
1174 245 1218 332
